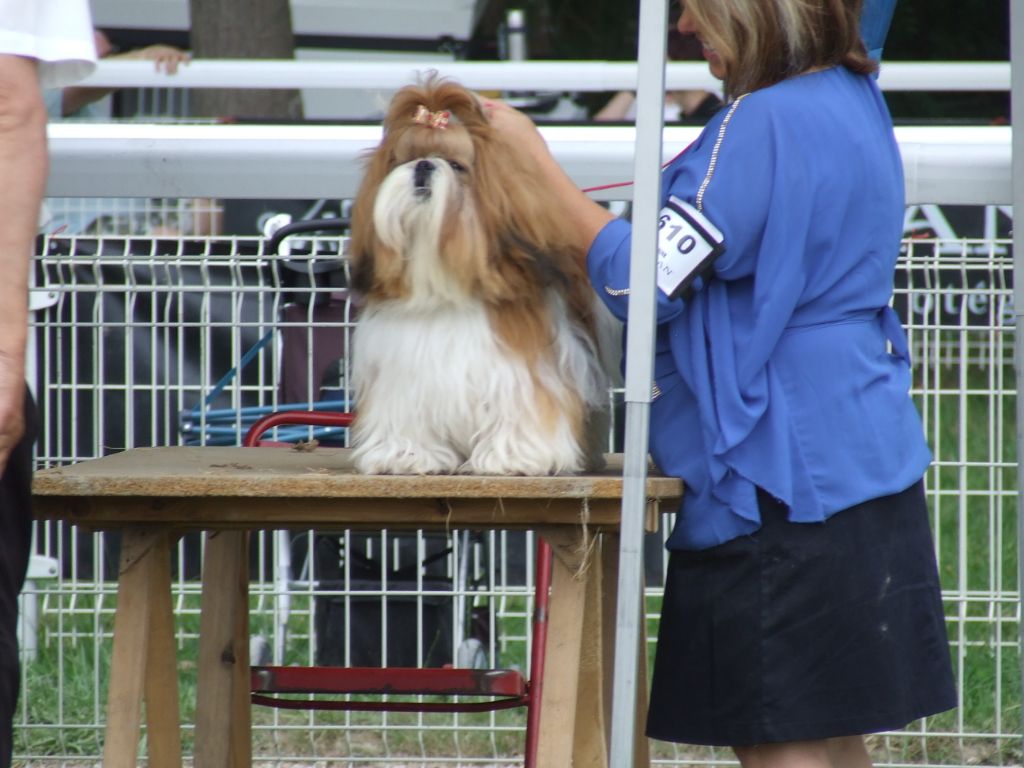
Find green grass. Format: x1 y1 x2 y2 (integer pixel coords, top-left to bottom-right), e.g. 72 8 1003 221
911 355 1022 765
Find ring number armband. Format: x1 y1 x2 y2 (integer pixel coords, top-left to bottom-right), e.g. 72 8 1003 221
656 92 749 302
656 195 724 301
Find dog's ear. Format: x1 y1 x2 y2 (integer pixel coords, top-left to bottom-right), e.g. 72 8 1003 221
348 137 395 295
347 202 375 297
470 128 598 336
349 172 407 301
472 132 587 272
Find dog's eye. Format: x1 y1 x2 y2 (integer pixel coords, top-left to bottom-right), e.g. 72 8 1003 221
448 160 467 173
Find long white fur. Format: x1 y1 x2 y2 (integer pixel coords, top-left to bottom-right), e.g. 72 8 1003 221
350 156 610 475
371 160 469 306
352 297 605 475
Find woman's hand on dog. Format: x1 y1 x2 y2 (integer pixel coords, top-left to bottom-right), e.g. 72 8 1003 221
481 98 554 168
481 96 615 254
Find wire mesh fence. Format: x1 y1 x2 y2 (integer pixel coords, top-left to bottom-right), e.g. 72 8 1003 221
16 226 1021 767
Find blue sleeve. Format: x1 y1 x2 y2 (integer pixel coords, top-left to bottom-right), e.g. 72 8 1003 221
692 99 820 388
678 106 776 282
586 217 688 324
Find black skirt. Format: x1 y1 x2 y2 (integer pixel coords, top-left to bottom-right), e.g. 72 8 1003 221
646 480 957 747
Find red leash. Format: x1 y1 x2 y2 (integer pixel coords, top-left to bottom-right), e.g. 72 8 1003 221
581 143 694 195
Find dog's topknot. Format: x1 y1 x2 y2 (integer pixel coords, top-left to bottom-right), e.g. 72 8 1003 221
383 73 488 138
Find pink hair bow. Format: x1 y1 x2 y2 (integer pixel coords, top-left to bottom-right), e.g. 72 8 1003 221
413 105 451 129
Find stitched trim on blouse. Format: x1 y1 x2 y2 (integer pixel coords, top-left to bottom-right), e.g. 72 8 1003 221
695 92 750 212
603 94 748 303
651 382 662 401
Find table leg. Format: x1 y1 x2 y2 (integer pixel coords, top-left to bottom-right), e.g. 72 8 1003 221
143 533 183 768
102 528 173 768
535 530 650 768
229 533 252 768
194 531 251 768
602 535 615 748
534 528 589 768
572 534 608 766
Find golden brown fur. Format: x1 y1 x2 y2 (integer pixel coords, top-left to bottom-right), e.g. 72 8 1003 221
349 76 599 371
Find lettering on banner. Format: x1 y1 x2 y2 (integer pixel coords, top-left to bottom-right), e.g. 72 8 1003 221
894 204 1014 328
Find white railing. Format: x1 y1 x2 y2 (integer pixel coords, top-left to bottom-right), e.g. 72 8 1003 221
46 123 1013 205
79 59 1012 93
92 0 488 41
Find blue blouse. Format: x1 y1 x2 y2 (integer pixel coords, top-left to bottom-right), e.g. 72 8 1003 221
587 66 931 550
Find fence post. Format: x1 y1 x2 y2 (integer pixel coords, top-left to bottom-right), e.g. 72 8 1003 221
1010 0 1024 758
17 554 59 663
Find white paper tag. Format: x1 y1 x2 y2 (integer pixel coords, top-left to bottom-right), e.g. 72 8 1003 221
656 195 725 299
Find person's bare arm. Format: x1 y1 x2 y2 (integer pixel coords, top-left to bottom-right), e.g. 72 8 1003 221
0 55 47 473
594 90 637 121
484 99 614 264
61 44 190 117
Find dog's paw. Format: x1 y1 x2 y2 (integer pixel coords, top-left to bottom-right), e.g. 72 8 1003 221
353 444 461 475
463 446 582 477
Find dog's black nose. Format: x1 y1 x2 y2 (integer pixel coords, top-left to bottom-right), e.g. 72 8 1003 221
413 159 435 189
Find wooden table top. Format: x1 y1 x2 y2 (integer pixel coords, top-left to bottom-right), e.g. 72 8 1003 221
33 446 682 531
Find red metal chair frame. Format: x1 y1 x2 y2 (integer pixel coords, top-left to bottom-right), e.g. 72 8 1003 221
243 410 551 765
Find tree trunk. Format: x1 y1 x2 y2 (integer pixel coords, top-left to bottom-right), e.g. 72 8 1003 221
188 0 303 120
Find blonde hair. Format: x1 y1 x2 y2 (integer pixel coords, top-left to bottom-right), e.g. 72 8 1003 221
684 0 876 97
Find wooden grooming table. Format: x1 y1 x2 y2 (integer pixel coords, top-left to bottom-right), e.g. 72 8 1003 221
33 446 682 768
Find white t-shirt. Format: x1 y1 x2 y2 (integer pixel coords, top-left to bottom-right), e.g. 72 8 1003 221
0 0 97 88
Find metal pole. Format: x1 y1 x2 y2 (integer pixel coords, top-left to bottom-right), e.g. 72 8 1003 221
609 0 668 765
1011 0 1024 758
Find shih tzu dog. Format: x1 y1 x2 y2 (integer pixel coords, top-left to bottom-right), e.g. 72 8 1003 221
348 76 613 476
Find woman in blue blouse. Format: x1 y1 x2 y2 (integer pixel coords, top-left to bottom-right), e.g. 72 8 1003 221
487 0 956 765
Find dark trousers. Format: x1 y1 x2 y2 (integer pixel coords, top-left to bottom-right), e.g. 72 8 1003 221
0 389 36 767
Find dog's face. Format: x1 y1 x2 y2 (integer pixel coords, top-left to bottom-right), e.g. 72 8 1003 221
376 115 475 214
363 106 485 305
349 77 590 315
349 80 484 305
